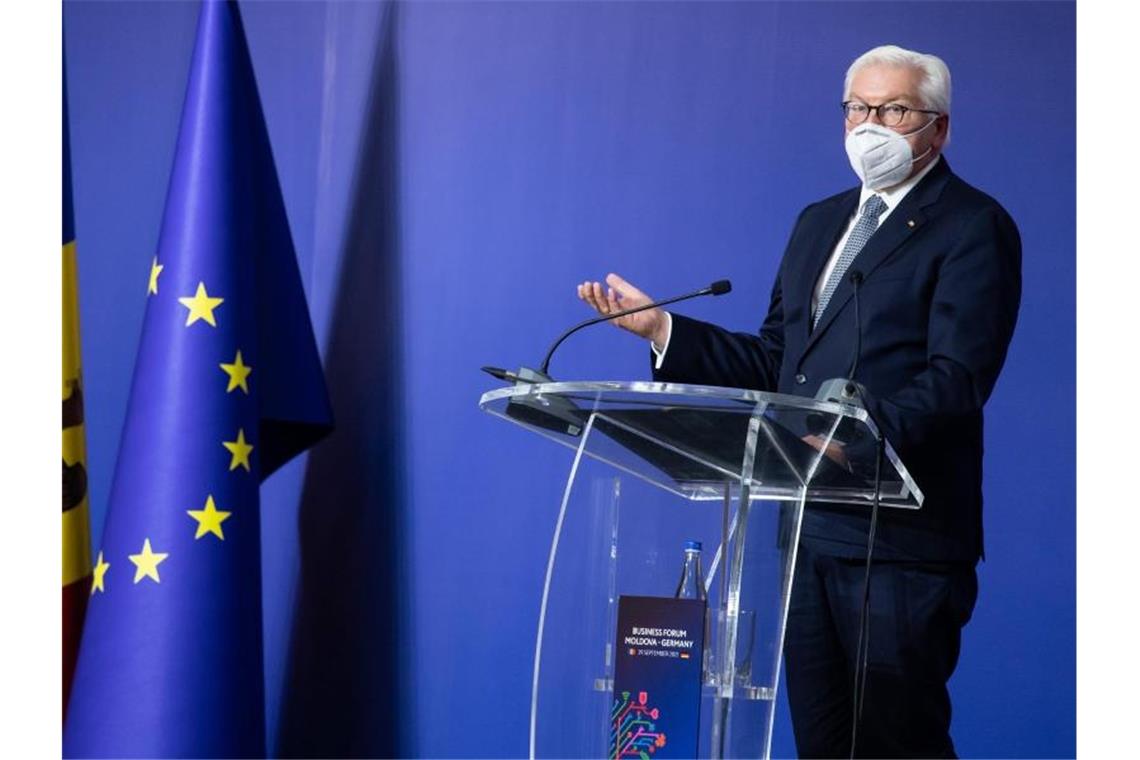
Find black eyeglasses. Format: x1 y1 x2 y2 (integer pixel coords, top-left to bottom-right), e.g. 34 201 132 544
842 101 941 127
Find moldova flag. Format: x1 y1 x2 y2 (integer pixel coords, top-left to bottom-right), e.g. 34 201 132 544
62 49 92 720
63 1 333 755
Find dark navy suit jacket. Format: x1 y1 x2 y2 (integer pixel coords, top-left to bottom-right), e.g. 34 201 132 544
653 158 1021 562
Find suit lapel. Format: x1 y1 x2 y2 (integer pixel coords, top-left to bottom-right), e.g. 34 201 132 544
797 190 859 345
802 159 953 356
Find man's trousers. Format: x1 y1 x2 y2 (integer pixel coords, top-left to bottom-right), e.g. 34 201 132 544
783 541 978 758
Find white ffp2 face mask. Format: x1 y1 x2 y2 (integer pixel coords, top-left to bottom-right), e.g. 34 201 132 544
844 118 936 191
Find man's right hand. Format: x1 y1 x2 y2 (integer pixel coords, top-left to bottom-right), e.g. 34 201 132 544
577 273 670 347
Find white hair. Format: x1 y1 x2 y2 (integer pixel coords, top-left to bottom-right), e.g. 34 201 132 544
844 45 952 115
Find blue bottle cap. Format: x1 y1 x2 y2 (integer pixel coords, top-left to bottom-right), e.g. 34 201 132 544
684 540 702 552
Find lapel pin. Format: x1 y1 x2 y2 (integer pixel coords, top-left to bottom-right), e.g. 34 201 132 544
907 219 916 228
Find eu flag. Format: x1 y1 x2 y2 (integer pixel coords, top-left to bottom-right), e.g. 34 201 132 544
63 1 332 756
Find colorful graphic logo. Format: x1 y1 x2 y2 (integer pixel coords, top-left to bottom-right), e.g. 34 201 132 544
610 690 667 759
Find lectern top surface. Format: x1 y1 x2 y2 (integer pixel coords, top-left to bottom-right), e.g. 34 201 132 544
479 381 923 509
480 380 865 415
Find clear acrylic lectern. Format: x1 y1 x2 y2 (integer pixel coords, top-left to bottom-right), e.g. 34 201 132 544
479 381 923 759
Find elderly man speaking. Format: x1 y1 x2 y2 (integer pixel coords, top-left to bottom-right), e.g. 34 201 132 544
578 45 1021 758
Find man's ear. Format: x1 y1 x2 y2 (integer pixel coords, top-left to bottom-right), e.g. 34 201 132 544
933 113 950 149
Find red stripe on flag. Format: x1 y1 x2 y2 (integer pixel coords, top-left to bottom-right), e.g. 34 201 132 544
62 576 90 717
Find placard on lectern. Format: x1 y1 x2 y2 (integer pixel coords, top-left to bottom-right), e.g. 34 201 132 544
479 381 923 760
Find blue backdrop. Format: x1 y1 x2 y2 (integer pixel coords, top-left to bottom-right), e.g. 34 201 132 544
64 1 1074 757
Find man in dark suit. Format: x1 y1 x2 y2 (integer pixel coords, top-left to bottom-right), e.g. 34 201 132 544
578 45 1021 757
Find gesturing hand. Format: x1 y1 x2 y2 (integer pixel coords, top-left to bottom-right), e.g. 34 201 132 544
576 273 670 347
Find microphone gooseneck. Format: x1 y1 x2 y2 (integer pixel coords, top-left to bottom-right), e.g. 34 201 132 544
847 270 864 384
844 268 881 759
537 279 732 378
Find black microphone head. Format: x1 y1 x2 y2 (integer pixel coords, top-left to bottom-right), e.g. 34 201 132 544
709 279 732 296
849 271 864 286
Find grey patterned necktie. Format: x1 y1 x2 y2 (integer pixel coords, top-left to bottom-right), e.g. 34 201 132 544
813 194 887 329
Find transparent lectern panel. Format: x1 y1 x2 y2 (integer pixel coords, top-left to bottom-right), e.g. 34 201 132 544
528 466 620 757
529 413 809 759
761 399 922 509
479 382 923 510
530 411 763 756
712 494 805 758
479 382 924 759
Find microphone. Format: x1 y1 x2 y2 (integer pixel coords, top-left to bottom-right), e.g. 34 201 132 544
481 278 732 437
483 279 733 384
537 279 731 378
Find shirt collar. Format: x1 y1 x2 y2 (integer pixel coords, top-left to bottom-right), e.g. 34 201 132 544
858 154 942 215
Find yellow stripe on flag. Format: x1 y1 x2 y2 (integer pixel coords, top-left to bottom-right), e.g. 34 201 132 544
62 239 92 586
63 423 85 467
63 241 81 382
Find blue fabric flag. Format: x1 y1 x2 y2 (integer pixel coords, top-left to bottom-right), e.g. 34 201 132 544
63 1 332 756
